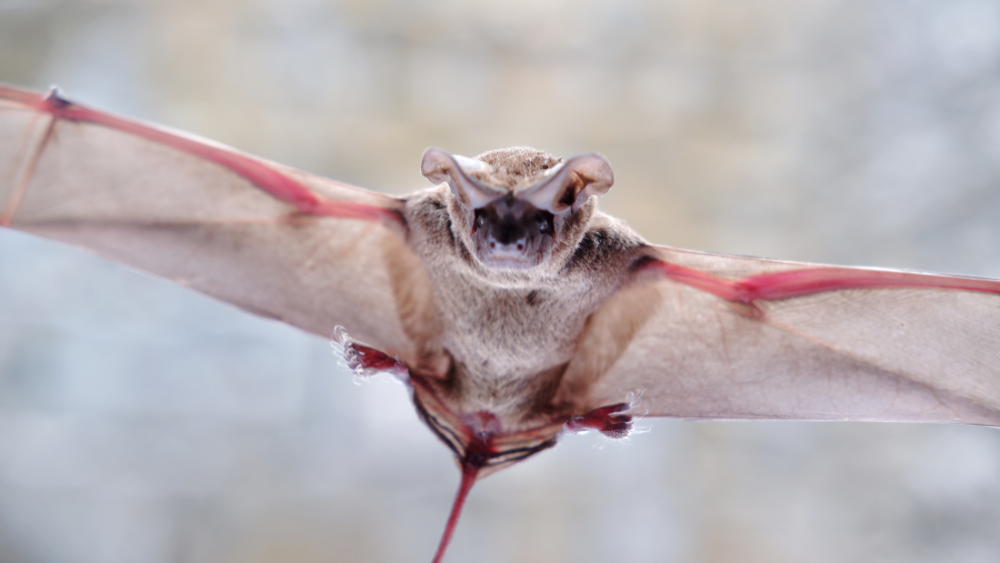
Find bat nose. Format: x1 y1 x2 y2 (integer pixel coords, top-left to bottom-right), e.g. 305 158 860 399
488 237 527 255
487 215 528 255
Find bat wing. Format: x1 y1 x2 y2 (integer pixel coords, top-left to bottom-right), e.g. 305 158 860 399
0 84 434 361
569 245 1000 427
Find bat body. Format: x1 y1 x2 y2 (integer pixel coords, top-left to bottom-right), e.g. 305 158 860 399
2 84 1000 562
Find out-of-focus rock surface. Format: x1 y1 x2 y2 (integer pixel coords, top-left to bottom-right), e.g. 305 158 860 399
1 1 999 562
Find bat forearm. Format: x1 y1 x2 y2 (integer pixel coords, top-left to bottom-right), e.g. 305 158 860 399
642 256 1000 303
2 85 405 229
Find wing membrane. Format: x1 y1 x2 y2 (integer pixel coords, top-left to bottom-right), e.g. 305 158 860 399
0 84 427 361
587 246 1000 426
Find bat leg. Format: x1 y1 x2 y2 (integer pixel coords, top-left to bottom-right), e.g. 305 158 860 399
565 402 633 438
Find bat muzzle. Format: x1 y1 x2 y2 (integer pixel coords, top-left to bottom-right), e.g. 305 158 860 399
472 198 554 269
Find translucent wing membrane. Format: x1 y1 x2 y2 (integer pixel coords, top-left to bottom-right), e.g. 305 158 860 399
584 246 1000 426
0 84 425 360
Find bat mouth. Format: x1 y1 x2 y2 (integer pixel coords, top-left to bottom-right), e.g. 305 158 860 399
480 254 540 270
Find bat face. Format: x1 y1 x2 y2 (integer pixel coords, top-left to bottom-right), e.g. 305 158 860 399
420 147 614 272
470 196 555 269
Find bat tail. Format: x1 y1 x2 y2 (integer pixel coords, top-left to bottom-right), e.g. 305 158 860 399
431 464 479 563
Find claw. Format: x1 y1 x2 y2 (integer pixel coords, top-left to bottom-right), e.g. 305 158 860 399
331 325 409 382
566 402 634 438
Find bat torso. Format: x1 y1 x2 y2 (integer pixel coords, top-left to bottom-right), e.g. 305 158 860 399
404 186 645 424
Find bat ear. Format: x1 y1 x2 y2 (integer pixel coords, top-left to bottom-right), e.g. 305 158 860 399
421 147 501 208
521 153 613 214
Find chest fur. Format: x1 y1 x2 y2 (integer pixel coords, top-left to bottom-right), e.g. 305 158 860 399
404 188 640 390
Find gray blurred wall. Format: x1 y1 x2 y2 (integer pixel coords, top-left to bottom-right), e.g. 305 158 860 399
1 1 999 562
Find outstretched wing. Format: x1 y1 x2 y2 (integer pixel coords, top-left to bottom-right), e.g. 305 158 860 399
572 245 1000 426
0 84 432 361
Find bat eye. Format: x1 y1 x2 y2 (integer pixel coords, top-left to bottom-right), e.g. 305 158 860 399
535 211 553 233
473 210 486 232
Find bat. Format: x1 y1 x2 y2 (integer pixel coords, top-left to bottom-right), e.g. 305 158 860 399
2 84 999 562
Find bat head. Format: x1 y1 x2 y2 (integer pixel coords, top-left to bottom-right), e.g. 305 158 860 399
421 147 614 270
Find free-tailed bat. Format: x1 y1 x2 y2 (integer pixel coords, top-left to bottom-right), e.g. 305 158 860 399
2 84 999 562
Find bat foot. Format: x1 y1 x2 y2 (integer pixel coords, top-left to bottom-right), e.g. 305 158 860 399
344 342 405 375
332 326 409 381
565 402 633 438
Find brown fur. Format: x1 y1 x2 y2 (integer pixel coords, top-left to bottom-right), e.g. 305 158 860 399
401 147 650 432
468 147 564 192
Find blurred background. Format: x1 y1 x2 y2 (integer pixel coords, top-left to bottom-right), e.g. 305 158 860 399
2 0 1000 562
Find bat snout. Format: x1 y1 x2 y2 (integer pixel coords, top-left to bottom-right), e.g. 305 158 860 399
487 236 528 254
481 238 537 268
472 202 555 269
